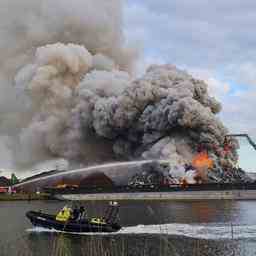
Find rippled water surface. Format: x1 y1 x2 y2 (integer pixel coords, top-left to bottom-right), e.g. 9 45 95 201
1 200 256 255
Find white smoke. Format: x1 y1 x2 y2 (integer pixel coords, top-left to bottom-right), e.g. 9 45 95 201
0 0 137 170
0 0 237 173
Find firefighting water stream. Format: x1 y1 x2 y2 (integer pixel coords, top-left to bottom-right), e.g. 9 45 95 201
14 160 160 187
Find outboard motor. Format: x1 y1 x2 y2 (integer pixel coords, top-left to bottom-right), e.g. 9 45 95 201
104 201 119 224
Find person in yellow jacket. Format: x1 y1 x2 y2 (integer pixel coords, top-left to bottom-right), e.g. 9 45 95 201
56 206 72 222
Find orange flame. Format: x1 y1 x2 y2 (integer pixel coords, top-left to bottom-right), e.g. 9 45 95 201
192 151 213 169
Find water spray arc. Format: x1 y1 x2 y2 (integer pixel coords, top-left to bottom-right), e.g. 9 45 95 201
15 160 170 188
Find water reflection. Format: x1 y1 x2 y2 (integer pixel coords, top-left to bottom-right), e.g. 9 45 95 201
1 200 256 255
18 233 248 256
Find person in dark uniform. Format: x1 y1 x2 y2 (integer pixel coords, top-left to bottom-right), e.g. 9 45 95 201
79 206 86 220
72 206 80 221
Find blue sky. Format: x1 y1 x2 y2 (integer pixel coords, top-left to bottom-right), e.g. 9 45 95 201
124 0 256 171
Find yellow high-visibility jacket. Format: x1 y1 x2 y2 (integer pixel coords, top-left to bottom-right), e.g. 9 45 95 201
56 208 71 222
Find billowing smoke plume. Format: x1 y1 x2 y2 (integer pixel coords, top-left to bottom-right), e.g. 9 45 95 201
0 0 136 169
0 0 238 174
74 64 238 168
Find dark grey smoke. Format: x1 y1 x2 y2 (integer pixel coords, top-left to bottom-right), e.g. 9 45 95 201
78 64 238 171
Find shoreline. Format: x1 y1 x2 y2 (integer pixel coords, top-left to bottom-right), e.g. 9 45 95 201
55 190 256 201
0 193 53 201
3 188 256 201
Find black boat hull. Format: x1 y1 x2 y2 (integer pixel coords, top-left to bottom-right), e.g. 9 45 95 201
26 211 121 233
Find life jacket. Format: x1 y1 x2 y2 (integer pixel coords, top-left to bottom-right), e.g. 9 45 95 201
56 208 71 222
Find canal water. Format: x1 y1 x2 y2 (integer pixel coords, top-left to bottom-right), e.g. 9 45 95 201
1 200 256 255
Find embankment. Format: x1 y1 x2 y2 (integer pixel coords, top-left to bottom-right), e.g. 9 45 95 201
55 190 256 201
0 193 52 201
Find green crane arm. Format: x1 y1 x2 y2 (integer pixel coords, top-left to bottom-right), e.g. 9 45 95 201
225 134 256 151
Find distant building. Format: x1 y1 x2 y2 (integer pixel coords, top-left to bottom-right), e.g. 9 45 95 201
0 176 11 193
0 176 11 187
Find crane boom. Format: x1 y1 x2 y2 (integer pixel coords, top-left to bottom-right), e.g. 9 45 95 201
225 134 256 151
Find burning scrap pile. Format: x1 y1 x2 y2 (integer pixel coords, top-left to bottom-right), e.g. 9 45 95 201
135 156 251 186
128 162 166 187
0 0 251 183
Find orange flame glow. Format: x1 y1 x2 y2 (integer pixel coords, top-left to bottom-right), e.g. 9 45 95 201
192 151 213 169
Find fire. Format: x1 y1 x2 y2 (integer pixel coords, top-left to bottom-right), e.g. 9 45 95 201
192 151 213 170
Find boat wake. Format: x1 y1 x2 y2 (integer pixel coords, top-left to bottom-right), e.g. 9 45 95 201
26 223 256 240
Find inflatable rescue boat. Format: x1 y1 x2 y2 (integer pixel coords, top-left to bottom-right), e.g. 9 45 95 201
26 202 121 233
